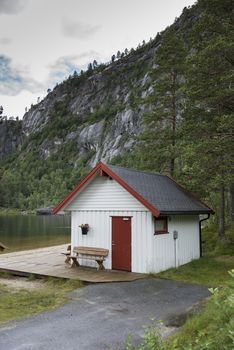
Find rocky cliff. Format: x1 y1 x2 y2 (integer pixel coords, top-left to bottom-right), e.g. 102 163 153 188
0 2 205 209
0 120 23 161
0 4 199 167
21 44 157 166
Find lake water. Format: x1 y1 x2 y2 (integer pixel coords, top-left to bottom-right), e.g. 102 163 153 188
0 215 71 252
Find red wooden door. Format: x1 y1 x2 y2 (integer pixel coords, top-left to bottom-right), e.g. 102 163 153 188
112 216 131 271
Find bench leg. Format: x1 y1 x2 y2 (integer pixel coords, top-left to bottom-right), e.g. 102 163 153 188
70 257 80 268
65 255 70 264
96 260 105 271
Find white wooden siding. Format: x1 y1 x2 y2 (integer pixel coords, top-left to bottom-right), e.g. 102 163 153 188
65 176 147 211
71 210 152 272
171 215 200 266
150 215 200 273
67 175 200 273
71 211 199 273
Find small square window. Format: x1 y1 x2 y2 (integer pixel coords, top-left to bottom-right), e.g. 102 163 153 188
154 217 168 235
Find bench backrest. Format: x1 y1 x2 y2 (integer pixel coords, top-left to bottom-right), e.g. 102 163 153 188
0 242 7 251
73 246 109 257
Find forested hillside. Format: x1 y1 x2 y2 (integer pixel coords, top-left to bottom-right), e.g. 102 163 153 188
0 0 233 237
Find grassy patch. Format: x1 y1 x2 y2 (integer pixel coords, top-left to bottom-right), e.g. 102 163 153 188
157 225 234 287
0 208 31 216
127 271 234 350
157 255 234 287
202 225 234 257
128 226 234 349
0 276 82 324
164 275 234 350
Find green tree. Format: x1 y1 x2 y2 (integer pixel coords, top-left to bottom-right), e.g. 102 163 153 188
0 105 3 122
92 60 98 68
141 28 187 176
87 63 93 72
182 0 234 237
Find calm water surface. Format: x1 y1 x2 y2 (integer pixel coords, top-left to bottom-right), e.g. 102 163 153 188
0 215 70 252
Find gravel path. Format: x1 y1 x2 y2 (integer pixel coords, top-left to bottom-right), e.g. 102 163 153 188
0 278 210 350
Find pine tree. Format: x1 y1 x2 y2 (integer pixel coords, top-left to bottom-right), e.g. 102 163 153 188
87 63 93 72
93 60 98 68
140 28 187 176
182 0 234 237
124 48 128 56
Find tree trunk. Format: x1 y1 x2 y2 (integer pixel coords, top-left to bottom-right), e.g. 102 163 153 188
230 183 234 222
170 72 176 177
218 184 225 238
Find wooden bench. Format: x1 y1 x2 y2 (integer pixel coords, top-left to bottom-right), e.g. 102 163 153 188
68 246 109 270
0 242 7 252
61 244 71 263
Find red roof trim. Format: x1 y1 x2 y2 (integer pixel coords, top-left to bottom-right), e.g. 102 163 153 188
53 162 161 216
101 163 160 217
53 163 102 214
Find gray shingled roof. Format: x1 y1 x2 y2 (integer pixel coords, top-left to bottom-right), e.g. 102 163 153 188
107 164 213 215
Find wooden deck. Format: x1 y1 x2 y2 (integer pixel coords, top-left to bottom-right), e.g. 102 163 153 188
0 245 146 283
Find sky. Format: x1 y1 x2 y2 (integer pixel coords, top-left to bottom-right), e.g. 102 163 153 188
0 0 196 118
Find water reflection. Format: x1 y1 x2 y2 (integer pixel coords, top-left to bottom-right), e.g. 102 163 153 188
0 215 70 252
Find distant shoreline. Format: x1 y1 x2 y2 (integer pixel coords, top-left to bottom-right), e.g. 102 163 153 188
0 208 35 216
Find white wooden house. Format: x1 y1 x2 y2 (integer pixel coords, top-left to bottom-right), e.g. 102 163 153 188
53 162 213 273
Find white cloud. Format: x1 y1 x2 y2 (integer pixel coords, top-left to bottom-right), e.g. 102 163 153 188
0 55 43 95
0 0 28 15
62 18 101 39
0 37 12 45
0 51 102 97
0 0 197 118
47 51 100 87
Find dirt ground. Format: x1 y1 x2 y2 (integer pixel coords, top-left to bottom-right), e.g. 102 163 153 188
0 276 44 290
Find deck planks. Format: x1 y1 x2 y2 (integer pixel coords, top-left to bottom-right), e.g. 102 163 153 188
0 245 146 283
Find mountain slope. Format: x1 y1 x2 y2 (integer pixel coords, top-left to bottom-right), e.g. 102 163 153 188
0 0 233 227
1 3 200 166
0 2 204 209
22 43 156 166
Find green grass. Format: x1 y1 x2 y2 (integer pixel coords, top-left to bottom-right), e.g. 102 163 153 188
157 255 234 287
0 276 82 324
164 274 234 350
157 225 234 287
0 208 27 215
127 271 234 350
202 225 234 257
127 226 234 350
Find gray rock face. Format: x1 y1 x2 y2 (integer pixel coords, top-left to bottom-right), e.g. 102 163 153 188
0 3 202 167
0 38 163 165
89 108 143 166
77 120 105 156
0 121 23 160
11 44 156 166
39 138 63 160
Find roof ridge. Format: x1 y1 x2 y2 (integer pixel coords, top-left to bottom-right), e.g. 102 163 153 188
106 163 165 177
53 161 214 215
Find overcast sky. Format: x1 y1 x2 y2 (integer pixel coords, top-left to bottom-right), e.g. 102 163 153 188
0 0 196 118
